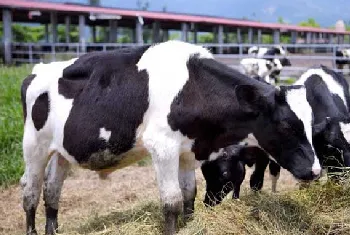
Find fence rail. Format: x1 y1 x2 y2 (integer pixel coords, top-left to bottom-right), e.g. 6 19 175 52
10 42 350 78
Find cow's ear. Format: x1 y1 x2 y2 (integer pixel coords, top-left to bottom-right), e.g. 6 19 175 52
236 85 266 114
313 117 331 136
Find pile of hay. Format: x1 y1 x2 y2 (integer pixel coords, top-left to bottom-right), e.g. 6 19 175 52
67 180 350 235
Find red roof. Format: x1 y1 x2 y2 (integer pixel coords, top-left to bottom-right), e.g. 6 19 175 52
1 0 349 35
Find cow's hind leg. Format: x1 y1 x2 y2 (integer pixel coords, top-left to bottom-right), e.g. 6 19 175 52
179 153 196 222
43 153 70 235
144 133 182 235
21 136 50 235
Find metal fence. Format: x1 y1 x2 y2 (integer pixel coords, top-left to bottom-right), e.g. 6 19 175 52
10 42 350 79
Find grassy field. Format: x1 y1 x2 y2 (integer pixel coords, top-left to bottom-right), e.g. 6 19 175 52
0 65 32 187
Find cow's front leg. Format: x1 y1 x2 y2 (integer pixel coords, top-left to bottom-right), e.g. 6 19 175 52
43 153 70 235
179 153 197 222
144 133 183 235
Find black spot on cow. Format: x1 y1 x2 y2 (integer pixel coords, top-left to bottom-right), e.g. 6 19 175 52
21 74 36 120
32 92 49 130
62 46 150 165
266 61 272 70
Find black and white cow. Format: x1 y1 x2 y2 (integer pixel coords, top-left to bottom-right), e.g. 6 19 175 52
295 65 350 173
20 41 321 235
248 45 287 58
247 45 292 84
335 49 350 73
240 58 283 84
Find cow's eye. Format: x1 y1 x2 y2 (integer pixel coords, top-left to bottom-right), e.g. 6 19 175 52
222 151 228 157
223 171 228 177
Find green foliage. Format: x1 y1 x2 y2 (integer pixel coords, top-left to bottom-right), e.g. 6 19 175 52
0 65 32 187
278 16 285 24
299 18 320 28
198 33 214 43
12 24 45 42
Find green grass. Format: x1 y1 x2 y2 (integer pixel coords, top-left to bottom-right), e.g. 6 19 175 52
0 65 32 187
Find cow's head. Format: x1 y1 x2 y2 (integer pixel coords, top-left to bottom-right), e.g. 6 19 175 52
266 58 283 72
280 57 292 67
313 117 350 168
202 145 260 206
236 84 321 181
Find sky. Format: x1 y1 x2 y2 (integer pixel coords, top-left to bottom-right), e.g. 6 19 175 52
41 0 350 27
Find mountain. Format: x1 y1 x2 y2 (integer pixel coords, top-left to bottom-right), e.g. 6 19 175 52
41 0 350 27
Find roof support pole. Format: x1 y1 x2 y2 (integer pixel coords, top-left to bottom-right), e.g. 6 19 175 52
92 26 97 43
193 23 198 44
135 17 143 44
181 22 188 42
306 32 311 44
318 32 322 43
45 24 49 43
218 25 224 54
273 30 280 44
257 29 262 44
163 29 169 41
237 28 242 44
291 31 297 44
65 16 70 43
109 20 118 43
79 15 86 52
2 9 12 64
248 28 253 44
152 21 160 43
50 12 57 43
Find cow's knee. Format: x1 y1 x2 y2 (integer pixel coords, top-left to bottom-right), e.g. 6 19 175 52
179 154 197 221
143 133 183 235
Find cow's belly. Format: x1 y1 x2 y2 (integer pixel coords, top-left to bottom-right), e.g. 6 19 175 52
80 144 150 173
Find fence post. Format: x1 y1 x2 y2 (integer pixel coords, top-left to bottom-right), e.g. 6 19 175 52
29 44 33 64
332 45 337 70
51 44 56 62
239 44 243 57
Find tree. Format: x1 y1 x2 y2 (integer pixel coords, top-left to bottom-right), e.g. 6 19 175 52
278 17 285 24
89 0 100 6
298 18 320 28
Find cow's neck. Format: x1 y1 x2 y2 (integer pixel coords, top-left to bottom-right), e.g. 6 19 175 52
186 58 273 160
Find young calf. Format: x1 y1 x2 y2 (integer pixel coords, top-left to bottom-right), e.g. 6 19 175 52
201 144 281 206
21 41 320 235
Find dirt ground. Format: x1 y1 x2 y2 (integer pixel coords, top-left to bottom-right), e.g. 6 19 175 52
0 163 299 235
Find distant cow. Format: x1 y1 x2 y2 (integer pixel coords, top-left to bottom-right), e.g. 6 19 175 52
335 49 350 73
248 45 287 57
20 41 320 235
240 58 283 84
